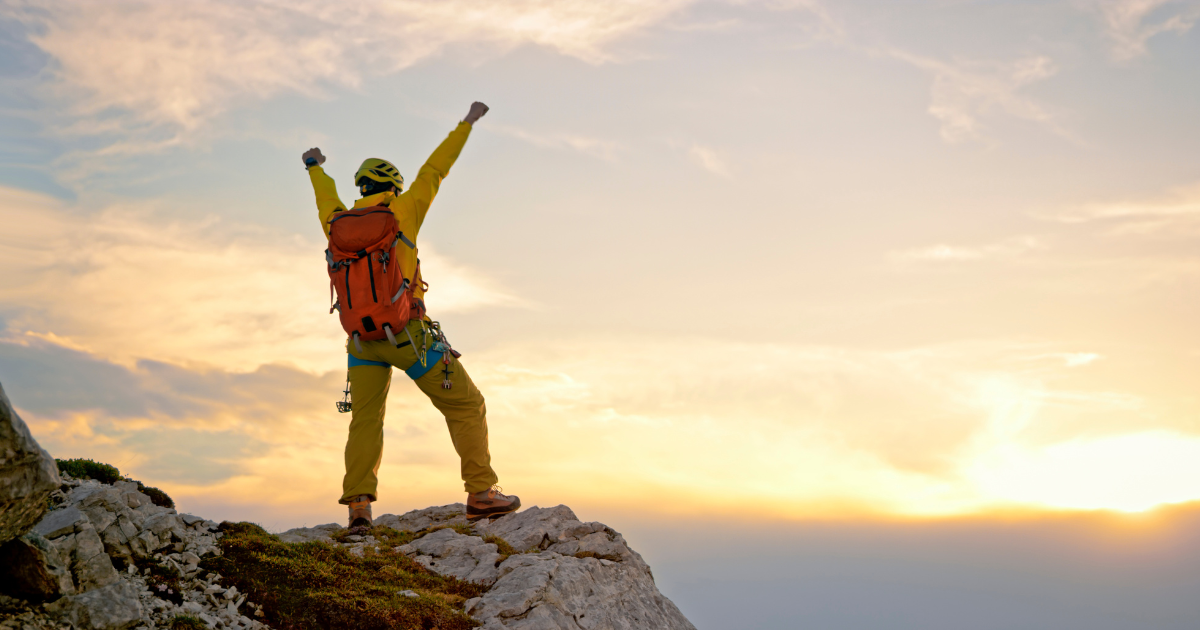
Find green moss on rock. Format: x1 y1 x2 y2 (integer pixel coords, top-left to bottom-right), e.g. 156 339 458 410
201 521 486 630
170 614 208 629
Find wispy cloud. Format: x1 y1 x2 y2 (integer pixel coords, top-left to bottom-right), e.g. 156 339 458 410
688 143 733 177
893 236 1045 263
1040 182 1200 234
0 186 520 373
892 51 1060 144
1090 0 1200 61
487 123 620 161
3 0 693 148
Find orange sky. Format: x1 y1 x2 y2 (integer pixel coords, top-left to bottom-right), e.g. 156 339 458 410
2 0 1200 532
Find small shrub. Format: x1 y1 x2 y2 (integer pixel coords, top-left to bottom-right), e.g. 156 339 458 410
202 521 486 630
54 459 176 508
53 458 176 509
170 615 207 629
56 459 121 484
133 481 175 509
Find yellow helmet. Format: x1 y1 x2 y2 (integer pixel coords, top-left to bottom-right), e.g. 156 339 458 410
354 158 404 193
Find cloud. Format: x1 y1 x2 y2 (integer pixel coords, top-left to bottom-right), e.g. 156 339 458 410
1091 0 1200 61
2 316 1187 524
688 143 733 178
0 186 520 373
893 236 1044 263
1040 182 1200 234
2 0 693 147
487 123 620 161
892 51 1060 144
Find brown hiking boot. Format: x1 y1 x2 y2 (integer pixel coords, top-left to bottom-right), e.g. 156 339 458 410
467 486 521 521
347 494 373 533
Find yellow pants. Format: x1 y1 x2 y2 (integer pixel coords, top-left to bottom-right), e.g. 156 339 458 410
339 319 498 503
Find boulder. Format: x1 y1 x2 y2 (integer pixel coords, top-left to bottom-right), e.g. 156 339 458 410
0 530 75 601
375 503 470 532
276 522 342 544
71 523 120 592
32 505 87 539
398 505 695 630
470 551 695 630
479 505 646 569
395 527 504 585
0 382 61 544
45 580 143 630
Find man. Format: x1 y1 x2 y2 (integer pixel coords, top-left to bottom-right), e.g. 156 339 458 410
301 101 519 530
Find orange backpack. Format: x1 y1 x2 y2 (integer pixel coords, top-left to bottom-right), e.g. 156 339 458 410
326 206 424 350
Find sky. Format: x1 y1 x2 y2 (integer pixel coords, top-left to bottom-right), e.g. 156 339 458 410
1 0 1199 627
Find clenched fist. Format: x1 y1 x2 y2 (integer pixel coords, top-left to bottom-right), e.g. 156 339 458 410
464 102 489 125
302 147 326 167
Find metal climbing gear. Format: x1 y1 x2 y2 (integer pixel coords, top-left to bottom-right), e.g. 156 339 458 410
336 373 352 413
427 321 460 389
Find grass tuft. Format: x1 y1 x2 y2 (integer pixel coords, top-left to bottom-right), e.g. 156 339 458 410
330 525 418 548
573 550 623 562
169 615 207 629
201 521 486 630
424 523 476 537
481 535 516 562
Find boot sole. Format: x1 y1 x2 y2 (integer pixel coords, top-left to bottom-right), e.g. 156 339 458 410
466 504 520 521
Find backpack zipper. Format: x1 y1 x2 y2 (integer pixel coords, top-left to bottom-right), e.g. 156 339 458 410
367 254 378 303
344 264 353 310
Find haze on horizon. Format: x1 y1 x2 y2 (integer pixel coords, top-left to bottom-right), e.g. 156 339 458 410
1 0 1198 540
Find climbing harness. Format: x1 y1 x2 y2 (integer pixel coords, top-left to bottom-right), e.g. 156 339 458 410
427 321 460 389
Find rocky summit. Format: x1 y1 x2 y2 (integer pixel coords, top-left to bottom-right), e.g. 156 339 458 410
0 389 694 630
0 474 267 630
279 504 696 630
2 484 695 629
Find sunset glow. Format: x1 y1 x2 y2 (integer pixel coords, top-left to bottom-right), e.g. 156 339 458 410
2 0 1198 532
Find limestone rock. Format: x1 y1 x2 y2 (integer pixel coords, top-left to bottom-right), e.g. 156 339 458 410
375 503 470 532
396 527 504 585
0 531 75 601
0 382 61 545
32 505 87 539
46 580 143 630
276 522 342 543
392 504 694 630
471 551 694 630
71 523 120 592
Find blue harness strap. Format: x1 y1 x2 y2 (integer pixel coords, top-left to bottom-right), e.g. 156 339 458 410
349 351 443 380
348 354 390 369
405 350 443 379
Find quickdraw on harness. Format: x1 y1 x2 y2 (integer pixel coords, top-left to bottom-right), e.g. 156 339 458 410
400 319 460 389
428 320 460 389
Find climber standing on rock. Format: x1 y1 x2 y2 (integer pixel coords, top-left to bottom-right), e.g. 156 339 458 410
301 102 519 532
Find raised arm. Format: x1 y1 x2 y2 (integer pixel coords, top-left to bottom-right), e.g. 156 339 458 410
401 102 489 231
302 147 347 238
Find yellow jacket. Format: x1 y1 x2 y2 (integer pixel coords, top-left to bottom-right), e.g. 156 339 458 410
308 121 473 306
